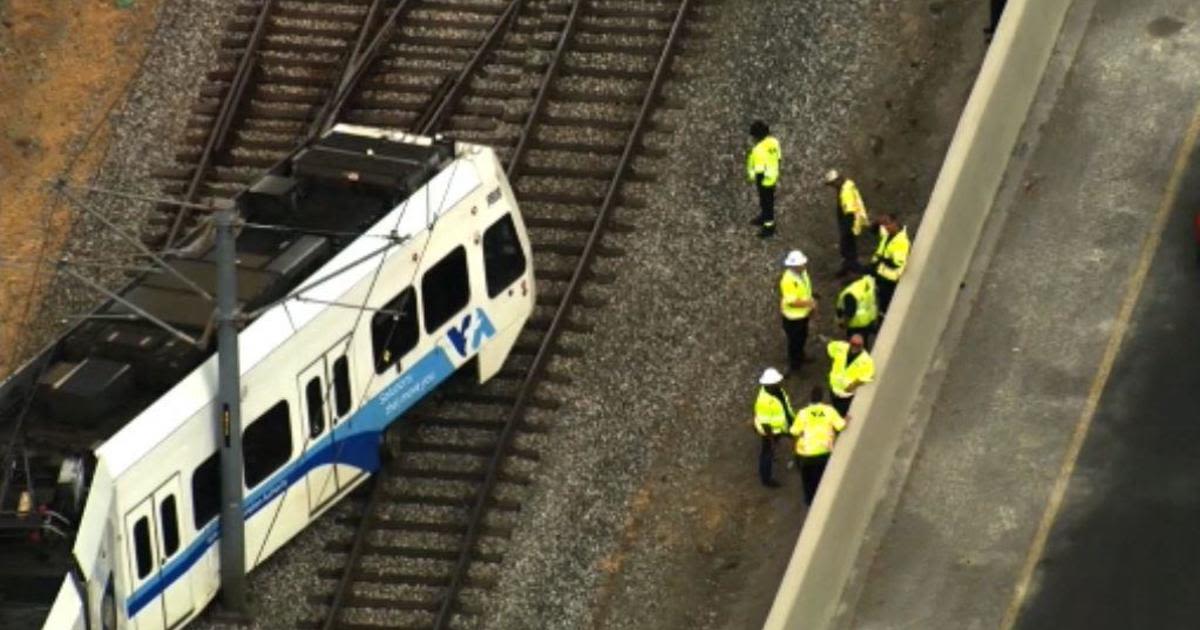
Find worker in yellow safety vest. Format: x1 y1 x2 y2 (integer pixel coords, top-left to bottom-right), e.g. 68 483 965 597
779 249 815 372
790 386 847 505
872 212 911 314
824 169 870 276
827 333 875 417
836 271 879 345
752 367 795 488
746 120 781 238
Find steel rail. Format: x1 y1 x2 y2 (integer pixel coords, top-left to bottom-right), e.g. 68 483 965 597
314 2 530 627
413 0 525 135
163 0 275 249
320 474 386 630
305 0 390 141
505 0 584 179
307 0 419 142
430 0 693 626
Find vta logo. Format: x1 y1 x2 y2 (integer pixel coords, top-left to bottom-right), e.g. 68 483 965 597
447 307 496 357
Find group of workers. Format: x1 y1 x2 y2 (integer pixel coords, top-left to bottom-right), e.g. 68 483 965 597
746 120 912 506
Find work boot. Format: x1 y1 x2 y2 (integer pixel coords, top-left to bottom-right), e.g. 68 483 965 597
758 226 775 239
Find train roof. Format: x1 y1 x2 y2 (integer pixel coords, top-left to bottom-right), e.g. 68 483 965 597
97 131 486 478
0 125 487 615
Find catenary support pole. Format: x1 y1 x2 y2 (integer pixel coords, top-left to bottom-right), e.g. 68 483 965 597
215 207 248 613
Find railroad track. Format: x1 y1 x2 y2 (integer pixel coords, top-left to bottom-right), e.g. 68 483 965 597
148 0 706 627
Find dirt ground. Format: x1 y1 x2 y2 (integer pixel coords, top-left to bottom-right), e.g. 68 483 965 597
0 0 162 375
0 1 993 626
582 2 991 629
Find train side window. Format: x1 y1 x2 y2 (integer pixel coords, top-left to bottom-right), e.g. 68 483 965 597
305 376 324 438
191 454 220 530
421 246 470 333
483 214 526 298
371 288 418 374
332 356 351 417
243 401 292 488
160 495 180 558
133 517 152 579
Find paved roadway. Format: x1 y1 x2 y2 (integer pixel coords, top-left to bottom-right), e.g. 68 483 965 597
1015 113 1200 628
838 0 1200 628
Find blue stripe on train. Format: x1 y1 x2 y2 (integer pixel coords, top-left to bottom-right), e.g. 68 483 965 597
125 308 495 618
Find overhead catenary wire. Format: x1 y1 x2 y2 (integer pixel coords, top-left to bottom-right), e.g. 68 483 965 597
292 296 407 316
241 240 401 321
54 182 221 214
316 163 463 630
238 220 405 242
0 12 160 512
0 258 166 275
248 0 418 570
253 156 463 574
57 266 199 347
54 183 215 301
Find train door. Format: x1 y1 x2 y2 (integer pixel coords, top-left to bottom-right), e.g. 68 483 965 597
124 475 193 630
298 337 356 514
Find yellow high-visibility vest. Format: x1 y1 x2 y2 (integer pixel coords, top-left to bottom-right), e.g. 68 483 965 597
754 387 793 436
840 179 870 236
790 403 846 457
746 136 781 187
837 275 878 329
873 226 911 282
779 269 813 320
827 341 875 399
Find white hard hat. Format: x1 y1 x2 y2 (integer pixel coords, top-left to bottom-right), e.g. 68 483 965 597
760 367 784 385
784 250 807 267
824 169 840 184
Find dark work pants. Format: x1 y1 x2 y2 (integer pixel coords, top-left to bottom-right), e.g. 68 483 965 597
876 274 898 314
838 213 859 273
757 184 776 227
782 316 809 371
832 395 852 418
797 454 830 505
759 436 779 484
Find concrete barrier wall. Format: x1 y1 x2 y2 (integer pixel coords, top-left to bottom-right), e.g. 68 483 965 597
762 0 1076 627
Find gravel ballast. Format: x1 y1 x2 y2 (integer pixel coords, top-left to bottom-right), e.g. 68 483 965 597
483 1 986 629
9 0 987 627
22 0 230 357
194 0 985 627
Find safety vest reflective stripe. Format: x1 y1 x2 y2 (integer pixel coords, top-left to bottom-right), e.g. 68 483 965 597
746 137 781 187
873 226 911 282
840 180 870 236
754 387 792 436
790 403 847 456
837 275 878 329
780 269 813 320
827 341 876 398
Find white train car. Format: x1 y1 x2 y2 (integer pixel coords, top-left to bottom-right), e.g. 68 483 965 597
0 125 534 629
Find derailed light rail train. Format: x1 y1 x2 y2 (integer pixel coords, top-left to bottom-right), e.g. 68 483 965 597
0 125 534 629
